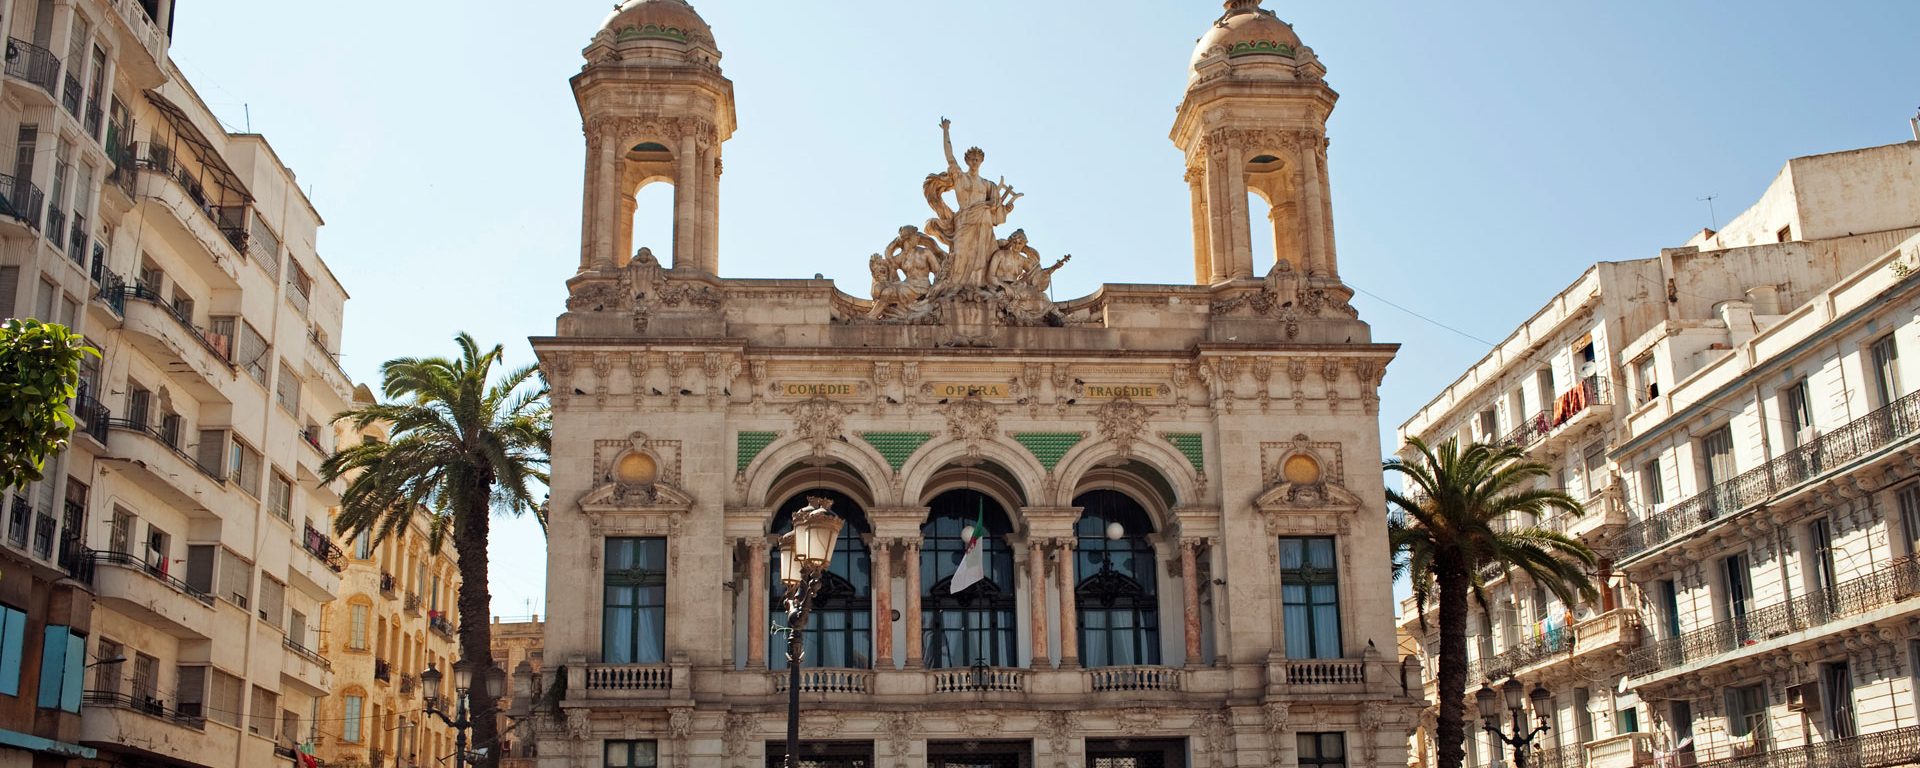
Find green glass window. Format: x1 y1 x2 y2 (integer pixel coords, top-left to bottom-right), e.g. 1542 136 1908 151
1280 537 1341 659
604 538 668 664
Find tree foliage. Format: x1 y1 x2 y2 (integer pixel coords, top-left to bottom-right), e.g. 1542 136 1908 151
0 319 96 489
1385 437 1599 768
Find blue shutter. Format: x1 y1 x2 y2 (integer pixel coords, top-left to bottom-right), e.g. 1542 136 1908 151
61 631 84 712
0 607 23 696
37 626 69 709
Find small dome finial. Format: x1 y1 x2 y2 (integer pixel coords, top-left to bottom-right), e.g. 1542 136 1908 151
1224 0 1264 12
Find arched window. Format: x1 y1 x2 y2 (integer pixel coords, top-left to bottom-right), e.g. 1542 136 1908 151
921 489 1017 668
1074 490 1160 668
769 490 871 669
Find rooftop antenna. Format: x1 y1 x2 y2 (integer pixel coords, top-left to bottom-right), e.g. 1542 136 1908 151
1697 194 1719 231
243 103 251 133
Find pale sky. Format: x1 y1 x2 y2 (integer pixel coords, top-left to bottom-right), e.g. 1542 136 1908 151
166 1 1920 618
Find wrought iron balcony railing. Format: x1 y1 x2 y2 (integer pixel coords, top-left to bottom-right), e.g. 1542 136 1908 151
74 390 110 444
283 636 332 670
1620 389 1920 560
4 37 62 98
301 524 346 573
1469 625 1575 683
1502 376 1611 450
0 172 45 229
1627 555 1920 678
373 658 391 682
379 572 397 596
1678 724 1920 768
82 688 207 730
428 612 456 639
114 284 235 365
88 549 215 605
106 417 225 481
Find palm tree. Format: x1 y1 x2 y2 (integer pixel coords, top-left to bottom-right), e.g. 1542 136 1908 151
322 333 549 768
1386 437 1598 768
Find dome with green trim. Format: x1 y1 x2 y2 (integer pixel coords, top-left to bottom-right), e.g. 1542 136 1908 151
588 0 719 64
1191 0 1306 75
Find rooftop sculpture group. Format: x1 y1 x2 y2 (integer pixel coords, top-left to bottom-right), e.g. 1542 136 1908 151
863 119 1072 326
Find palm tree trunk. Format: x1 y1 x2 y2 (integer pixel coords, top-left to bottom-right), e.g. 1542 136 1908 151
454 486 501 768
1435 555 1472 768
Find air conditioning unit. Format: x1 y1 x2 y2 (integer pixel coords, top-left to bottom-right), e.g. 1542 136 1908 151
1786 682 1820 713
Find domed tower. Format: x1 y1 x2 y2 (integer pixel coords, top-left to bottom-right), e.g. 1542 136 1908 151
1173 0 1343 293
573 0 736 274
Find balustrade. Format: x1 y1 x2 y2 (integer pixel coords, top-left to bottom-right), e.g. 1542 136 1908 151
1087 665 1183 692
930 667 1027 694
770 668 872 694
584 664 672 691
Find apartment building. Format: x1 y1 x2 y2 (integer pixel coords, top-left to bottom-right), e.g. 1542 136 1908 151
492 617 543 768
1 0 360 766
315 460 462 768
1396 139 1920 768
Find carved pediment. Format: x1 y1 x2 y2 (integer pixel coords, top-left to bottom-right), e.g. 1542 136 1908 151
1254 479 1361 510
578 480 695 513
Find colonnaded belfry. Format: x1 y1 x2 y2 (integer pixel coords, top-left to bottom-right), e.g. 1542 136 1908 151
532 1 1419 766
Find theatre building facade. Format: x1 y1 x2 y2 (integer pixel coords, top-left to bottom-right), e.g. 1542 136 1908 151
531 2 1419 766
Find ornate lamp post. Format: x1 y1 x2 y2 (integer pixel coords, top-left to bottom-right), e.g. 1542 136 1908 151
1478 679 1553 768
776 497 844 768
421 660 507 768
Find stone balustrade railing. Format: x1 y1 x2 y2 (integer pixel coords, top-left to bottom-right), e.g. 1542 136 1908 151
1087 665 1183 692
1281 659 1367 686
930 667 1027 694
770 668 872 694
585 664 673 691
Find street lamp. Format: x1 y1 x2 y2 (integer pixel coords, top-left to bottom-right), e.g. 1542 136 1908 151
776 497 844 768
421 660 507 768
1479 679 1553 768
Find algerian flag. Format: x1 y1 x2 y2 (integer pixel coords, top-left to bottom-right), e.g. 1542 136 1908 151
950 501 988 593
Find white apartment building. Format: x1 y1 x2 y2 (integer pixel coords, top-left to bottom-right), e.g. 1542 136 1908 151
1 1 358 766
1397 139 1920 768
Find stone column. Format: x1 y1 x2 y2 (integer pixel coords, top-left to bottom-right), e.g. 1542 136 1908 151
747 537 769 668
1026 539 1049 669
1203 140 1234 284
1054 539 1078 667
1224 141 1255 279
582 127 619 271
702 153 722 274
872 538 893 669
673 133 700 271
1181 539 1204 665
616 191 638 270
903 539 923 667
1187 165 1212 284
1299 141 1331 279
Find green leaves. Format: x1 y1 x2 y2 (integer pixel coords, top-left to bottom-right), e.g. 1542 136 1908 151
0 319 98 490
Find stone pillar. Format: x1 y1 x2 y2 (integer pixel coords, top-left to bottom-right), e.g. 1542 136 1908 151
903 539 923 667
1187 165 1212 284
673 133 700 271
581 129 619 271
1224 141 1255 279
747 537 769 668
872 538 893 669
703 154 722 274
1054 539 1078 667
1204 140 1234 284
1026 539 1049 668
1316 147 1339 279
616 192 638 270
1182 538 1204 665
1299 141 1331 279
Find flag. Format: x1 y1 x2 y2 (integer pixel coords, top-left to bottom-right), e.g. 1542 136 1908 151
297 741 319 768
950 500 988 593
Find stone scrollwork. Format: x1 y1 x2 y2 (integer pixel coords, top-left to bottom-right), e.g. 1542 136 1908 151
1037 710 1082 756
882 712 920 756
566 246 722 327
784 394 852 457
943 394 999 457
1093 397 1154 458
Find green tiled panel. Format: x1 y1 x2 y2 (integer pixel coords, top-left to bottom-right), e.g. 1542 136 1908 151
1013 432 1086 471
737 431 779 472
861 432 934 470
1162 432 1205 473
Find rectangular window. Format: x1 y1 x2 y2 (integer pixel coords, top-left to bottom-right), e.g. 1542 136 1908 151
229 437 263 497
1477 408 1498 440
195 429 227 477
1701 426 1736 488
186 544 216 595
259 575 286 628
0 604 26 696
354 530 373 560
1583 441 1606 498
1297 733 1347 768
236 321 269 385
219 548 253 609
1872 334 1903 409
1823 662 1856 739
36 625 84 712
602 538 668 665
342 695 363 742
176 665 206 718
1657 579 1682 639
1725 683 1768 741
250 686 278 736
268 472 293 522
1783 379 1815 448
207 668 244 728
133 653 157 703
604 741 659 768
1635 356 1659 403
1899 485 1920 558
1279 537 1341 659
274 359 300 414
1575 687 1596 744
1809 518 1838 599
1642 459 1666 507
1723 553 1752 624
349 604 369 650
94 638 124 695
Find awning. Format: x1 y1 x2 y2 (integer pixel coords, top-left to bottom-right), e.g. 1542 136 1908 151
142 89 254 203
0 726 98 759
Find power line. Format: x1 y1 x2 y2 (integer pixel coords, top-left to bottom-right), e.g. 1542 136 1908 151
1347 280 1501 347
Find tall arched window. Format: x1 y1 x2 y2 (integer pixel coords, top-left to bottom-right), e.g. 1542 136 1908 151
769 490 871 669
1074 490 1160 668
921 489 1018 668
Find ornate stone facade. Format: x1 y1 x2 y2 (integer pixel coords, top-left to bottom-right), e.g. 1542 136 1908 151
535 2 1417 766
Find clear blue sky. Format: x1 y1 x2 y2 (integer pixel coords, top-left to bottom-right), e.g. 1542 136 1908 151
167 1 1920 618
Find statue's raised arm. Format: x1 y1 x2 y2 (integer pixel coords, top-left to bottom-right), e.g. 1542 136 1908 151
940 117 961 174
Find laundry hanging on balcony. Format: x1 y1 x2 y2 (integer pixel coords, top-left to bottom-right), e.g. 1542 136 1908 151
1552 383 1591 427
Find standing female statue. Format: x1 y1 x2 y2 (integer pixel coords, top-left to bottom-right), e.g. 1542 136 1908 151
929 118 1022 294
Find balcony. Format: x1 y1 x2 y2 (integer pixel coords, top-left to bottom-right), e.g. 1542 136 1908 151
130 142 249 285
113 285 237 401
73 391 111 448
282 637 332 695
399 673 417 697
1469 629 1573 683
1085 665 1183 693
1468 609 1641 683
1269 658 1372 695
104 0 170 88
1620 389 1920 562
580 663 677 698
0 172 45 234
66 212 88 265
104 417 228 514
428 611 456 639
85 97 102 141
60 71 81 117
374 658 392 683
379 571 397 597
1676 724 1920 768
290 524 344 601
930 666 1027 695
88 550 215 639
404 591 422 615
1627 556 1920 680
770 668 873 695
46 203 64 248
81 689 213 765
1586 733 1654 768
4 37 62 101
1502 376 1612 453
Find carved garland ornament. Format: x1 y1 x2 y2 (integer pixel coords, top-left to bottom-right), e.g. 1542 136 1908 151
783 394 851 457
943 394 999 457
1093 397 1154 458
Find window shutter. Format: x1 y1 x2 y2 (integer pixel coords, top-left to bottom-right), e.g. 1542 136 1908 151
219 549 252 608
0 606 24 696
175 665 206 717
36 625 68 709
0 266 19 319
195 430 225 477
185 545 216 594
61 630 84 712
